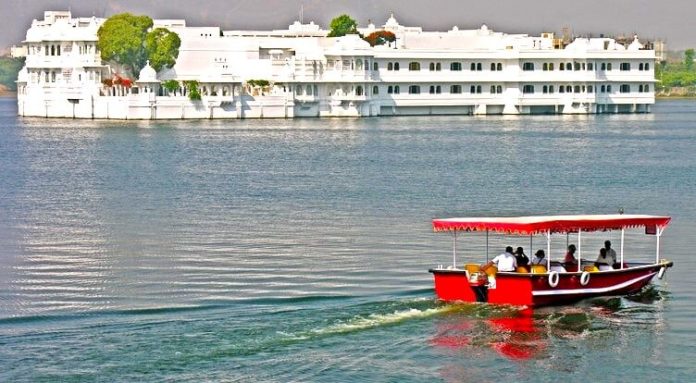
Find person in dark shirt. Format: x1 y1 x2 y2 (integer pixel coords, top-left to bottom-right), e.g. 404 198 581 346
514 246 530 267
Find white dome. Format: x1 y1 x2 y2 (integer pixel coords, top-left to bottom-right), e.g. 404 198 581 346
628 35 643 51
137 61 158 82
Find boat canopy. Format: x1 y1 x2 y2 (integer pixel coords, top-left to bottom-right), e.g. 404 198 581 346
432 214 671 235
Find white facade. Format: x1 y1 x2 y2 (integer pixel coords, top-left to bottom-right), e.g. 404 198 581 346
16 11 657 119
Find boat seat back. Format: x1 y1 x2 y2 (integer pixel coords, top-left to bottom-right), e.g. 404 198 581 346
583 265 600 272
598 265 613 271
516 266 529 273
483 265 498 276
530 265 547 274
464 263 481 274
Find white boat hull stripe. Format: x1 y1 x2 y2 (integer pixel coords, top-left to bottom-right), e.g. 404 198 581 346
532 272 656 296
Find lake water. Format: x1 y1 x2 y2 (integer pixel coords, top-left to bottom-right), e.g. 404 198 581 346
1 97 695 381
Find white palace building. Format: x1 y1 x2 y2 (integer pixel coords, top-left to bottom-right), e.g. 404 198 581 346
15 11 657 119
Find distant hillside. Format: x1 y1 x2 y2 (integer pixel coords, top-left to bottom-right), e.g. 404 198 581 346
0 57 24 91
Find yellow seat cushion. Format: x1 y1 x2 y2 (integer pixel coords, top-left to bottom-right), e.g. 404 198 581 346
516 266 530 273
464 263 481 274
583 265 600 272
531 265 547 274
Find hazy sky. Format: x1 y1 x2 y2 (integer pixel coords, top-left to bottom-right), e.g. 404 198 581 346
2 0 694 50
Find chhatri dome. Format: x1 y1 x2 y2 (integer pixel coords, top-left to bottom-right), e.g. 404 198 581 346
137 60 158 82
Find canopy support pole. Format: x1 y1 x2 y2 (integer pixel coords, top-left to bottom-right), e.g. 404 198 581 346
656 227 663 264
530 235 533 257
620 228 625 269
486 230 489 262
452 231 457 268
546 230 551 270
577 229 582 272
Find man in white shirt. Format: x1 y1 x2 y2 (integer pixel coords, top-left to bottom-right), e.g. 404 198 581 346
604 240 618 265
483 246 517 272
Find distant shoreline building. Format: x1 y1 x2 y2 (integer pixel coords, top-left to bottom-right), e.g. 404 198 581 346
15 11 656 119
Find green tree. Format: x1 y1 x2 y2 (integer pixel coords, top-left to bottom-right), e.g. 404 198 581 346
145 28 181 72
685 49 694 71
162 79 180 95
97 13 154 76
184 80 201 101
327 14 358 37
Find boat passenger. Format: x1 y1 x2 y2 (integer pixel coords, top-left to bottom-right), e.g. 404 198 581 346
564 244 578 271
531 249 546 265
514 247 529 267
483 246 517 272
604 240 618 266
595 247 617 268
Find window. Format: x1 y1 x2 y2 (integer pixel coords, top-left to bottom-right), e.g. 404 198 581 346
620 84 630 93
559 86 565 93
497 63 502 71
373 86 379 95
436 85 441 94
296 85 303 95
639 63 644 71
522 85 534 94
373 62 379 71
356 86 364 96
607 85 612 92
644 63 650 71
587 85 593 93
450 85 462 94
491 85 503 94
548 63 554 71
588 63 594 71
560 63 565 71
477 63 482 71
429 85 435 94
543 63 548 71
470 85 476 94
430 63 435 71
394 62 400 71
601 85 606 93
408 85 420 94
548 85 554 93
639 84 644 92
394 85 400 94
522 62 535 71
451 62 462 71
543 85 548 93
574 62 581 71
470 63 476 71
620 63 631 71
436 63 441 71
607 63 613 71
306 85 312 95
492 62 498 71
566 85 572 93
574 85 581 93
409 62 421 71
644 84 650 92
387 86 393 94
387 62 393 71
601 63 606 71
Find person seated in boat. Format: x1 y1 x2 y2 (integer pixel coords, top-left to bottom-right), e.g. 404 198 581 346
482 246 517 272
514 247 529 267
595 247 617 268
531 249 546 265
564 244 578 270
604 240 618 266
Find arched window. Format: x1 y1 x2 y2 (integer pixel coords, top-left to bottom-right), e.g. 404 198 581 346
607 63 612 71
476 85 482 93
409 62 421 71
429 85 435 94
394 62 400 71
559 86 565 93
470 85 476 93
296 85 303 95
356 86 363 96
639 63 644 71
492 63 497 71
497 63 502 71
601 85 606 93
436 85 441 94
566 85 571 93
306 85 312 95
470 63 476 71
543 85 548 93
549 63 555 71
476 63 482 71
587 85 593 93
645 63 650 71
491 85 497 93
387 86 393 94
436 63 441 71
543 63 548 71
639 84 643 92
548 85 554 93
373 85 379 95
387 62 393 71
394 85 400 94
429 63 435 71
373 62 379 71
50 45 55 56
574 85 581 93
560 63 565 71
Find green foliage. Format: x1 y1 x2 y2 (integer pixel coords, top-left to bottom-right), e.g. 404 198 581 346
162 79 180 94
327 14 358 38
0 57 25 91
97 13 153 76
145 28 181 72
685 48 694 71
363 30 396 46
183 80 201 101
246 79 270 87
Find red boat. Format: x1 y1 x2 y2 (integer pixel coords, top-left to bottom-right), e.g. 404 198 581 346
429 214 673 307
